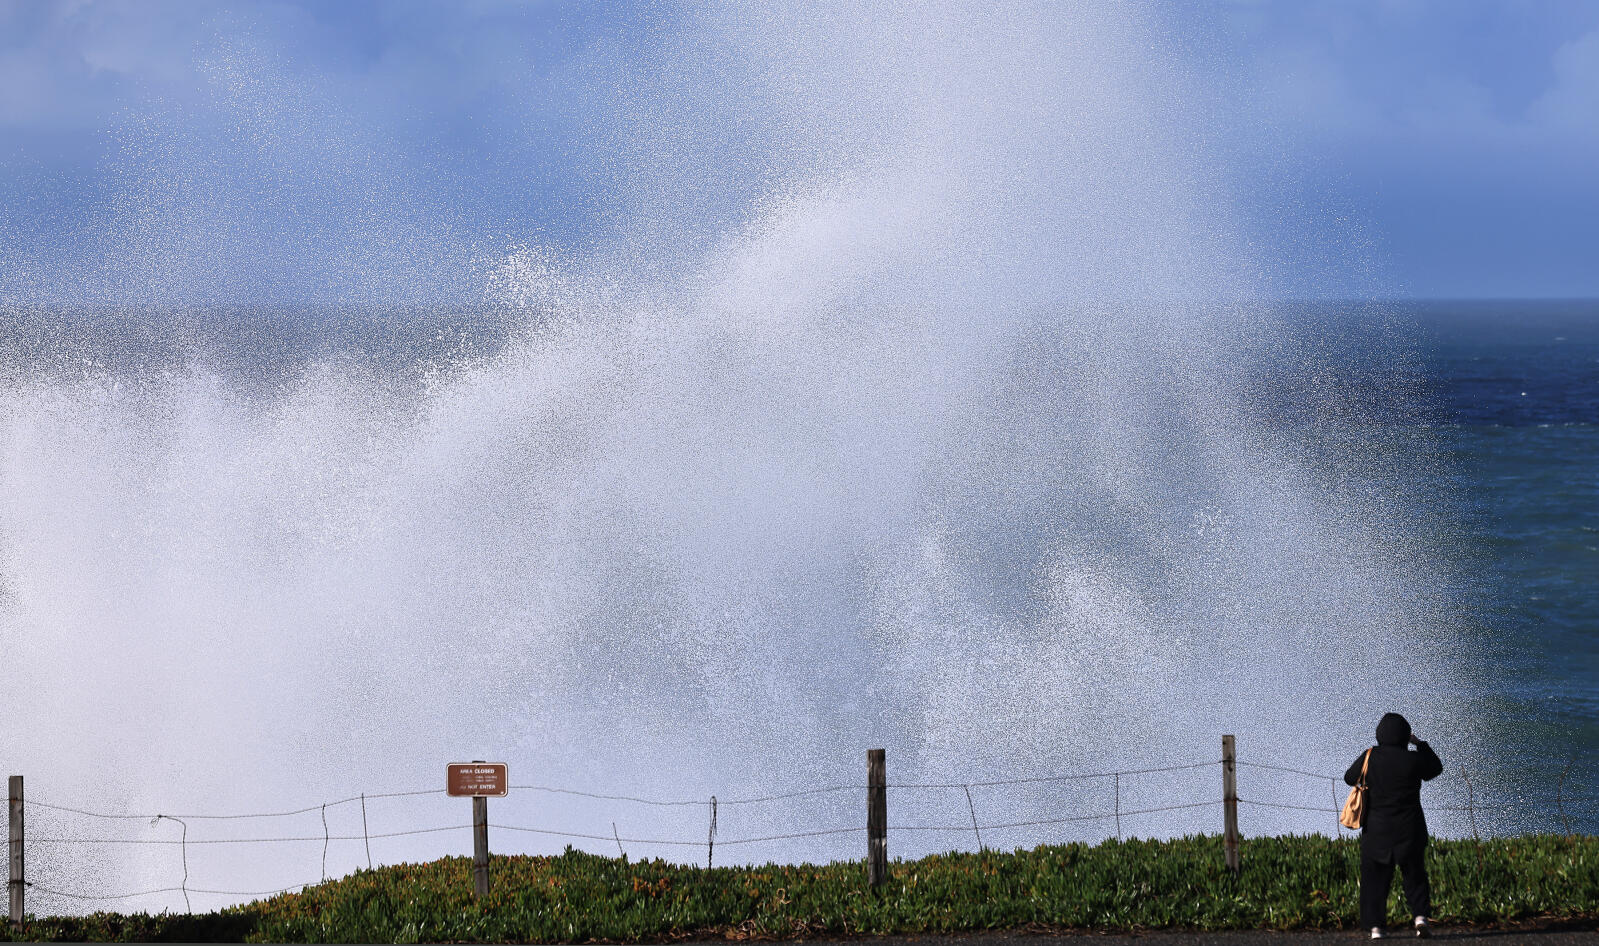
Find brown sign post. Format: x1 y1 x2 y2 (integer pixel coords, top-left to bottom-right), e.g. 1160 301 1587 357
448 762 507 897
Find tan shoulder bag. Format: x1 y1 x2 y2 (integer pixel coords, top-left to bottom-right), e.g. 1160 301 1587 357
1339 748 1372 829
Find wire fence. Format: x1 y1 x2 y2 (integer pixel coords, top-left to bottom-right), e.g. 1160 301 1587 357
9 746 1595 917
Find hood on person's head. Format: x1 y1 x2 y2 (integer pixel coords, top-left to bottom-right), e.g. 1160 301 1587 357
1376 713 1412 746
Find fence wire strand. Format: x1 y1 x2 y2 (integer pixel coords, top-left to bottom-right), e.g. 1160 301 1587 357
1235 761 1342 781
25 788 443 822
509 783 860 807
1240 799 1337 814
31 824 471 845
891 799 1217 833
489 823 705 847
890 760 1219 790
489 823 868 848
30 882 317 902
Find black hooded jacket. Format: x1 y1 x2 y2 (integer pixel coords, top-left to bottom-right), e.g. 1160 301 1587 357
1344 713 1443 863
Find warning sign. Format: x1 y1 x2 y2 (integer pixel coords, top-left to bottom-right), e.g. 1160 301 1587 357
447 762 508 797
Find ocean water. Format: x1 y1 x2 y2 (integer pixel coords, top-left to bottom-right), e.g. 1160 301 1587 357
1399 301 1599 770
1276 299 1599 831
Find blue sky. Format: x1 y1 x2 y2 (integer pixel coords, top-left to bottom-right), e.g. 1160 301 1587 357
1203 0 1599 298
0 0 1595 303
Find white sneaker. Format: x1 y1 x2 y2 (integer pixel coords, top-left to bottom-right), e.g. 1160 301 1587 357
1370 927 1384 939
1413 916 1431 938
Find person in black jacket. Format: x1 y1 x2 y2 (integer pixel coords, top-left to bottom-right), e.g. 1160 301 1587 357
1345 712 1444 939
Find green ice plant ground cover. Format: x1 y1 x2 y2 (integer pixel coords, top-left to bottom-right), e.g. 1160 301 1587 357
5 834 1597 943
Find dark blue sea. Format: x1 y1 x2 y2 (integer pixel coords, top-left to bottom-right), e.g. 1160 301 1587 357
1327 300 1599 753
1395 301 1598 812
1261 299 1599 832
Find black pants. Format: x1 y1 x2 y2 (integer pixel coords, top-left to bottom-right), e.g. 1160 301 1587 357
1360 850 1431 929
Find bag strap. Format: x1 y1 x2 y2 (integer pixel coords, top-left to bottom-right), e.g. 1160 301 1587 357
1358 748 1372 789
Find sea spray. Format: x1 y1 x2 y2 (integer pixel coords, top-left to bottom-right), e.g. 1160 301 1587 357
0 0 1473 914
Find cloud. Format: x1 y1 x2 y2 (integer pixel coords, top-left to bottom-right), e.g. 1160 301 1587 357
2 0 1596 301
1227 1 1599 148
1529 28 1599 137
0 0 649 306
0 1 216 127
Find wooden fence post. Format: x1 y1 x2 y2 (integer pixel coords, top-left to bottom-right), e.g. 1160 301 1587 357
1113 772 1122 841
473 796 489 898
706 796 718 869
867 749 887 889
1222 735 1239 874
8 775 21 929
472 760 490 898
1460 765 1480 841
1557 758 1574 838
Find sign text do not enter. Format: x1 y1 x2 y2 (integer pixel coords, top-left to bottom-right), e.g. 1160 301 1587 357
447 762 508 797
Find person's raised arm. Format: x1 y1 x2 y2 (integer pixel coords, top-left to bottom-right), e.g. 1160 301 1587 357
1409 733 1444 781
